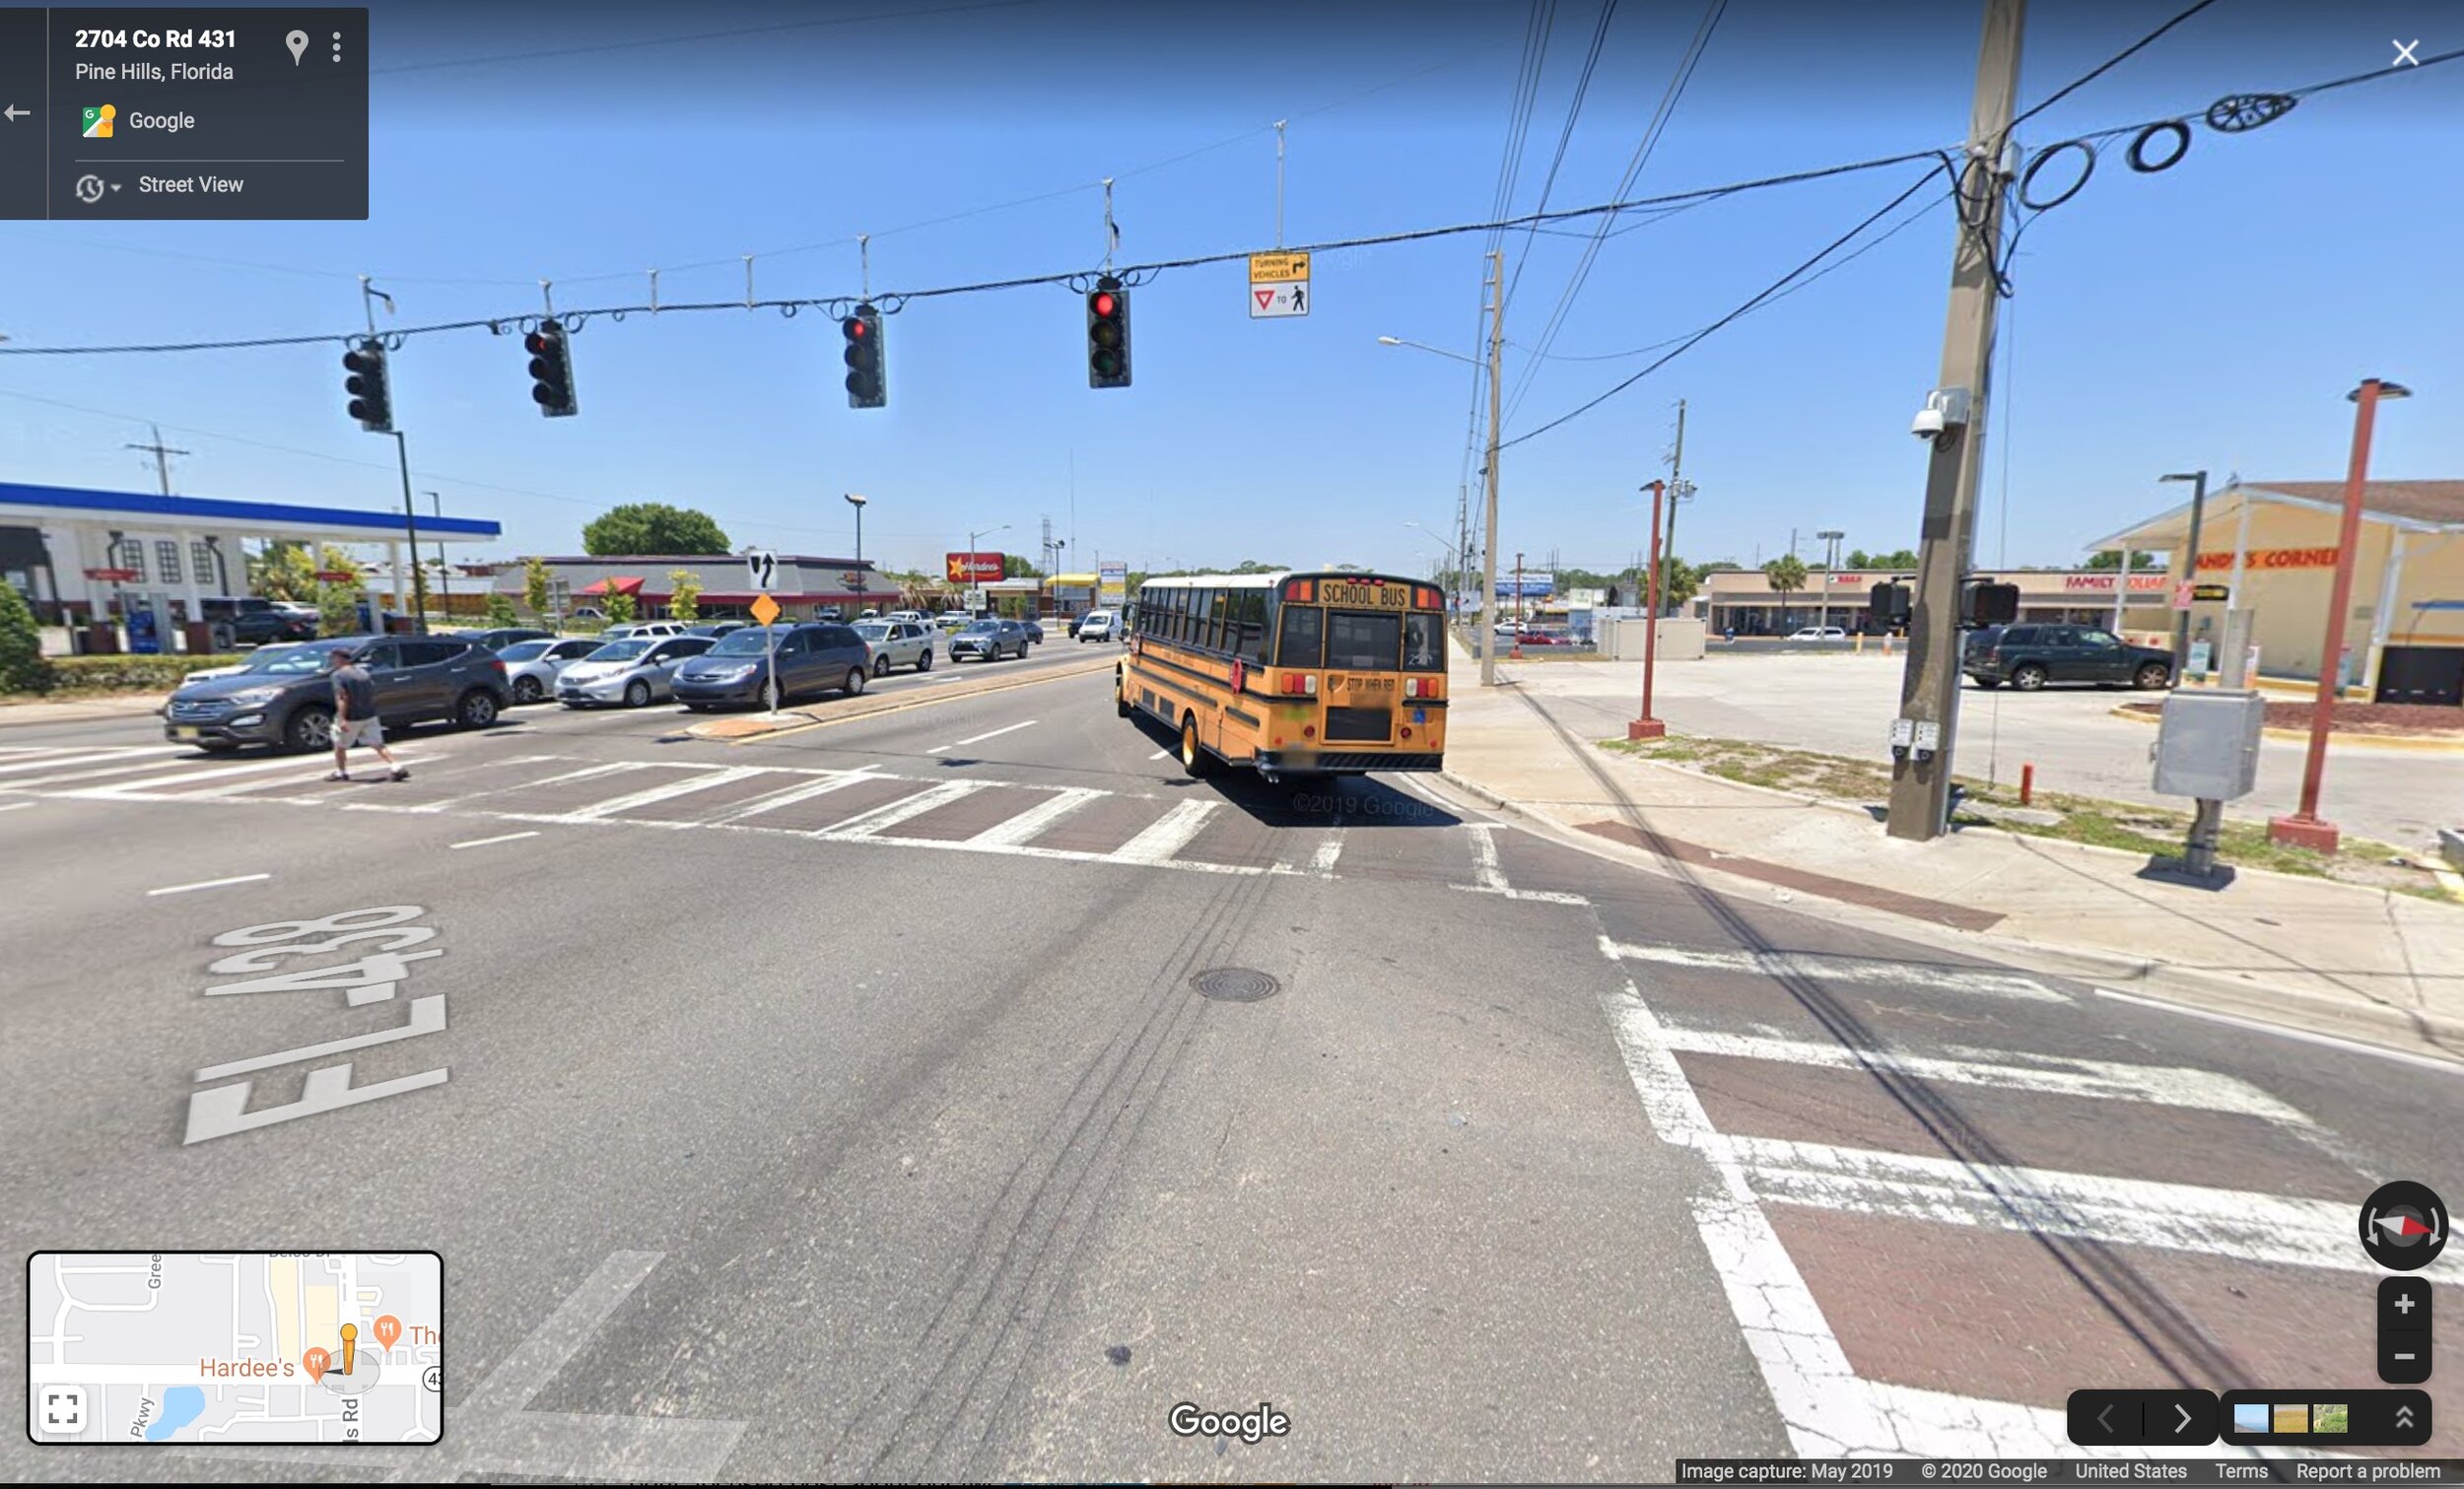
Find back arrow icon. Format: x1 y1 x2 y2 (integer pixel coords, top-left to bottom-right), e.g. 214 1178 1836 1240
2097 1403 2116 1433
3 105 27 122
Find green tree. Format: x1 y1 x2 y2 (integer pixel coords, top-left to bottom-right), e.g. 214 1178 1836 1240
1659 557 1702 612
315 545 366 638
667 568 701 623
0 579 53 694
581 503 730 557
1875 548 1919 570
602 589 638 625
1001 554 1038 578
1763 553 1809 609
523 557 554 623
2085 549 2159 571
484 591 518 629
250 541 318 602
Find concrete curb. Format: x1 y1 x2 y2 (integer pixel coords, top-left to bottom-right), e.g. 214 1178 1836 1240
0 696 170 728
2105 704 2464 754
688 654 1119 743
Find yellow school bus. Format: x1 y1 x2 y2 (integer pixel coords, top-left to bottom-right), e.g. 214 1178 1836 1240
1117 570 1448 781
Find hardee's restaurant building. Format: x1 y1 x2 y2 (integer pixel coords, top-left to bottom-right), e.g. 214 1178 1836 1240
2084 480 2464 708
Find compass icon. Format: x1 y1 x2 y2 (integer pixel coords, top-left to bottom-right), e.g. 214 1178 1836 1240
2360 1180 2447 1271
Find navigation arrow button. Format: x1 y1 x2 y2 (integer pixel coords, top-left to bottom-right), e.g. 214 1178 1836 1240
2174 1403 2194 1434
2 104 26 122
2097 1403 2116 1433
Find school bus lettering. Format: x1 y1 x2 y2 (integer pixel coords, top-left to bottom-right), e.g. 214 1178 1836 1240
1321 581 1410 610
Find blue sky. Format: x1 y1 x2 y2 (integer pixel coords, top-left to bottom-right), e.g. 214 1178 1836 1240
1 0 2455 582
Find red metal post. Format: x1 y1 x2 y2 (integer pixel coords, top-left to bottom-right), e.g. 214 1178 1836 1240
1629 479 1668 741
2268 377 2390 855
2019 763 2033 807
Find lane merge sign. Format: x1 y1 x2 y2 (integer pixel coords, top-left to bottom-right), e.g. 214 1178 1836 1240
1249 251 1309 319
746 549 777 592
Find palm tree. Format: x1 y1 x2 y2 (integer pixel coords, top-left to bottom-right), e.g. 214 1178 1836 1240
1763 553 1809 630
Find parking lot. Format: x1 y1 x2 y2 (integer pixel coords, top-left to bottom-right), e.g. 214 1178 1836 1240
1525 648 2457 850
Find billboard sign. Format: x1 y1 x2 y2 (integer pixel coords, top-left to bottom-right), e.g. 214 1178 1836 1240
945 552 1004 584
1097 560 1128 606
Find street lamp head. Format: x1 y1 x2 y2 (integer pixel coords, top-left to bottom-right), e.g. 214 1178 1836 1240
2350 380 2413 402
2158 472 2204 483
846 493 868 508
1377 336 1403 346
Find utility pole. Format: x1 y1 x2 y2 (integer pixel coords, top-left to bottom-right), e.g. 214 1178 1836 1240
1478 247 1505 685
1662 399 1690 613
124 423 190 498
1885 0 2024 844
1882 0 2020 838
2161 470 2209 665
1515 552 1525 626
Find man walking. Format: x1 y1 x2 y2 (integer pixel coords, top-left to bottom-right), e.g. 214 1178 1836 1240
326 645 409 782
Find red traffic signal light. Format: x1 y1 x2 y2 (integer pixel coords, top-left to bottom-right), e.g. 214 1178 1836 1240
1092 291 1117 317
525 319 577 417
843 304 885 409
1086 278 1129 389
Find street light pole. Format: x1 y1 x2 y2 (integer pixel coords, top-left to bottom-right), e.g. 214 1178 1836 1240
1480 249 1505 684
1629 480 1668 740
2160 470 2208 667
425 492 450 622
390 431 426 636
2268 379 2408 855
846 495 868 611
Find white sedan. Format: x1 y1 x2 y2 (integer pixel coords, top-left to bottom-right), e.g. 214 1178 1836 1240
1788 627 1848 642
557 636 717 708
497 637 606 705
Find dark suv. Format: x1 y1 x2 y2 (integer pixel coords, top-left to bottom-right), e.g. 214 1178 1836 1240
198 596 317 649
163 635 512 752
1964 624 2174 692
670 623 874 710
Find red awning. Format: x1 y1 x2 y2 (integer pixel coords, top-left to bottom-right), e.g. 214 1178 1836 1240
576 576 646 597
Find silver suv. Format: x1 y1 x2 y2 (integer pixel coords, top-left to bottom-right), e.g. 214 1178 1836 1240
855 619 935 676
948 618 1028 662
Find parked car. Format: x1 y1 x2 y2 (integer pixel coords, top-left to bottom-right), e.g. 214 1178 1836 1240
600 621 686 641
934 612 972 633
1076 610 1118 643
671 623 874 710
685 621 751 639
855 619 935 676
1962 625 2007 668
573 605 604 620
949 618 1029 662
496 636 605 705
1787 626 1848 642
883 610 926 625
557 635 717 708
1963 623 2175 692
817 606 844 622
197 596 318 650
451 627 555 653
163 635 510 753
1021 619 1044 644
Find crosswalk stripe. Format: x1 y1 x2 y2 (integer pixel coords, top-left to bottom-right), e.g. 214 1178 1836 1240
714 771 884 822
817 779 986 840
1451 823 1589 904
558 766 771 821
964 786 1101 847
1308 832 1344 877
0 752 237 788
1599 935 2067 1001
1110 799 1216 865
1652 1025 2317 1125
1717 1133 2444 1280
0 745 182 777
358 759 640 815
60 755 336 798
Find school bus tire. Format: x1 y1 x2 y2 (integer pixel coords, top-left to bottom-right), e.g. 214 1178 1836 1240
1180 712 1212 778
1115 667 1132 717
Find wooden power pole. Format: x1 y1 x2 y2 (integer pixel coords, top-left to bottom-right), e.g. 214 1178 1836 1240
1885 0 2026 843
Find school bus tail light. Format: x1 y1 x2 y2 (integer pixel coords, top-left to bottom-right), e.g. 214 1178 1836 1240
1280 672 1315 696
1302 723 1316 739
1287 580 1314 602
1415 586 1440 609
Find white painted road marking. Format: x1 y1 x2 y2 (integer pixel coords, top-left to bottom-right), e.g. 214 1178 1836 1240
1452 823 1590 905
928 718 1039 753
966 785 1100 847
0 800 31 813
1652 1024 2318 1125
148 873 272 897
194 994 448 1081
184 1061 448 1144
1600 935 2068 1001
171 1251 746 1479
1110 798 1216 864
715 770 884 822
1309 832 1345 878
818 779 987 840
2091 985 2464 1077
451 830 542 850
1148 748 1169 760
0 745 184 777
558 765 769 821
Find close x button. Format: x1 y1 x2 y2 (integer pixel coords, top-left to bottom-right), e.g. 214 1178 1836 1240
2067 1388 2218 1447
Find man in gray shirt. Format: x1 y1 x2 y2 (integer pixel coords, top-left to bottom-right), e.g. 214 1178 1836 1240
327 645 410 782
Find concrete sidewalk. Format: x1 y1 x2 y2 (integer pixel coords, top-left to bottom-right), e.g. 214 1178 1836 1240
1439 655 2464 1064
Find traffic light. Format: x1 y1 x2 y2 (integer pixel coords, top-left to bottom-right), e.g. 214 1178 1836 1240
342 338 392 434
1962 579 2019 628
1869 580 1912 632
843 304 885 409
524 319 578 418
1087 276 1130 388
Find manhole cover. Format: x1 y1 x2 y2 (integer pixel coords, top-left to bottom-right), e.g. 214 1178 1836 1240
1192 968 1280 1003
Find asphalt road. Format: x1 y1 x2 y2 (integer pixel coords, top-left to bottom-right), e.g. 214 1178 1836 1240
4 649 2456 1481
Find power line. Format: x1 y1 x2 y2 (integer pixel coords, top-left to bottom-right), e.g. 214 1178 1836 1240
1501 0 1727 428
2004 0 2222 137
1498 163 1951 452
1502 0 1620 311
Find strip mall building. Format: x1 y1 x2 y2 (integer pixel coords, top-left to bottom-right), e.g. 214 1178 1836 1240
1700 567 2178 641
2088 480 2464 707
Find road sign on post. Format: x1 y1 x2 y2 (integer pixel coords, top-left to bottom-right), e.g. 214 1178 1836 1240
746 549 777 593
1249 251 1310 318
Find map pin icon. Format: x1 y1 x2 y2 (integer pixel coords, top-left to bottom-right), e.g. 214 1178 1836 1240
374 1316 401 1349
302 1347 329 1383
285 30 308 65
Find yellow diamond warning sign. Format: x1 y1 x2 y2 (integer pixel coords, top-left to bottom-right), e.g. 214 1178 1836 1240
1248 252 1309 283
749 593 782 626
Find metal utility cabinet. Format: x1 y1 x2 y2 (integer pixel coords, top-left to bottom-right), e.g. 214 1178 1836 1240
2149 689 2267 882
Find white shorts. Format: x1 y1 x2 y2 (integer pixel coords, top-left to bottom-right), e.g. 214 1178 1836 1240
336 717 385 749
